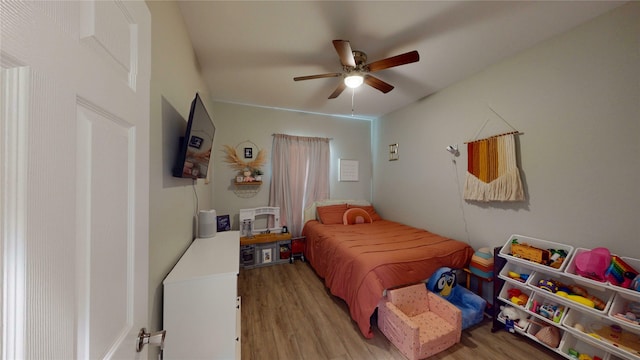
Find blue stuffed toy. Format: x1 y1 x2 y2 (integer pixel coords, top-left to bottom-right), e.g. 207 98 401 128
427 267 487 330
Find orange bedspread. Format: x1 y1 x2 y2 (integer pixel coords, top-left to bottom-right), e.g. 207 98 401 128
302 219 474 338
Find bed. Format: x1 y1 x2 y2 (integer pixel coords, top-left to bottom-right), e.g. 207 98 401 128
301 200 474 338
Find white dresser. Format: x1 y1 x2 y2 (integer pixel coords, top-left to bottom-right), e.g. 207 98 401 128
163 231 240 359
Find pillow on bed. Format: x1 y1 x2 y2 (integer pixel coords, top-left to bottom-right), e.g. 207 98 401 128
343 208 372 225
347 204 382 221
316 204 348 224
304 199 371 224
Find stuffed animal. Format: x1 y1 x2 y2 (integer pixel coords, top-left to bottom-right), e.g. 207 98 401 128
500 304 530 330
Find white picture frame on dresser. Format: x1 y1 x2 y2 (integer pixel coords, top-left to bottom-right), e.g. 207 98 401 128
163 231 241 359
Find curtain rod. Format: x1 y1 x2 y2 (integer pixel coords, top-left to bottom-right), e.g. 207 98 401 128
272 133 333 140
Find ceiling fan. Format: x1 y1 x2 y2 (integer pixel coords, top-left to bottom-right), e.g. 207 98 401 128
294 40 420 99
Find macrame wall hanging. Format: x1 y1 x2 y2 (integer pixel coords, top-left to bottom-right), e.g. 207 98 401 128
463 107 525 202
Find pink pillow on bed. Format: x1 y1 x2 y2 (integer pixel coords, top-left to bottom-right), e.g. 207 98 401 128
317 204 348 224
343 208 372 225
347 204 382 221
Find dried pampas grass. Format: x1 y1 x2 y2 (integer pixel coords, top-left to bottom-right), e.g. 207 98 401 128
222 144 266 172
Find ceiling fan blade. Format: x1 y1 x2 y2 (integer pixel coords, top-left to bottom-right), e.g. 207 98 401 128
332 40 356 68
367 50 419 73
364 75 394 94
328 82 346 99
293 73 342 81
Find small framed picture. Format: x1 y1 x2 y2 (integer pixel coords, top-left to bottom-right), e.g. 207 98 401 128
262 248 272 263
244 147 253 159
339 159 359 182
216 215 230 232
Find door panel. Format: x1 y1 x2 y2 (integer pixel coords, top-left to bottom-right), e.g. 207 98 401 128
1 1 150 358
79 1 137 89
77 101 136 359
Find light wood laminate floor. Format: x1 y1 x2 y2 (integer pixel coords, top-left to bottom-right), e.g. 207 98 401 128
238 261 565 360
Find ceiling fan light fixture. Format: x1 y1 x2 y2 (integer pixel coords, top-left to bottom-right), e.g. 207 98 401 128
344 74 364 88
294 40 419 99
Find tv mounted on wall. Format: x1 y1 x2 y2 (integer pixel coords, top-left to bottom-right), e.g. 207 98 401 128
173 93 215 179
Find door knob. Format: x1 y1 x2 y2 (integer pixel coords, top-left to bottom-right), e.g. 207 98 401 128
136 328 166 352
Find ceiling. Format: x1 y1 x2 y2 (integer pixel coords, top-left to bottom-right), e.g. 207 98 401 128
177 1 624 120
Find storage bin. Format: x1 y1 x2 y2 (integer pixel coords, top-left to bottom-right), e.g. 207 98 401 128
498 262 534 286
496 309 529 332
559 332 608 360
498 282 531 310
563 308 595 336
563 308 640 360
525 321 564 349
607 256 640 296
499 234 574 273
277 240 291 261
528 271 614 316
527 292 568 325
564 247 610 290
608 354 627 360
608 292 640 331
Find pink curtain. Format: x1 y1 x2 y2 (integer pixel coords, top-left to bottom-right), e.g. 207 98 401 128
269 134 330 237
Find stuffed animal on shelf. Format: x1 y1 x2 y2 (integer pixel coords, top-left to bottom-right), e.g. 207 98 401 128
500 304 530 330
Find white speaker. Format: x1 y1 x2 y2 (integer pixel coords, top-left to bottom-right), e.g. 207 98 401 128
198 209 217 238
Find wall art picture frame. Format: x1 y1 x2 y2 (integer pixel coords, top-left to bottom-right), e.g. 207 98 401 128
339 159 359 182
216 214 231 232
244 147 253 159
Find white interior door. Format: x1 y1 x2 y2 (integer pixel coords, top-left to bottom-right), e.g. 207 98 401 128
1 1 150 359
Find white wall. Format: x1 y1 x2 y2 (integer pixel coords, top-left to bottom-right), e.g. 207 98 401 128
146 2 373 349
146 1 215 354
210 102 372 228
373 3 640 258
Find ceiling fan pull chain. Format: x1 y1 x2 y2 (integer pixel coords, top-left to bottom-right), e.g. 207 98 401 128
351 88 355 116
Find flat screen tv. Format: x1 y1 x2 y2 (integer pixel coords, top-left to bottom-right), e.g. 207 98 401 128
173 93 215 178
